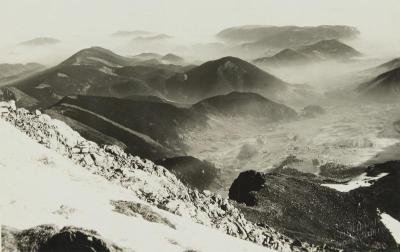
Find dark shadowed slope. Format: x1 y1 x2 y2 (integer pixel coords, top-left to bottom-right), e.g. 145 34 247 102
357 67 400 101
192 92 297 121
165 56 289 103
48 95 207 159
229 165 399 251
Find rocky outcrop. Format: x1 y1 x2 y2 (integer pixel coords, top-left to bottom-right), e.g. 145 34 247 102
229 170 265 206
2 225 124 252
0 100 319 251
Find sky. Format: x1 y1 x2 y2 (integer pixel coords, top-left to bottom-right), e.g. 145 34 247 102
1 0 400 63
1 0 400 44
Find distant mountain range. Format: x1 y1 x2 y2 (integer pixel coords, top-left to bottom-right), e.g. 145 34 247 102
254 39 362 67
19 37 60 46
217 25 360 49
131 52 185 65
4 47 312 107
4 47 189 107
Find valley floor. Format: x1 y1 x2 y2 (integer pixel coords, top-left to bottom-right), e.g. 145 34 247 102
183 101 400 193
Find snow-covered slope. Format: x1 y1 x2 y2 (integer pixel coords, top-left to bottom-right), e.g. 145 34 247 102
0 110 273 252
0 100 318 251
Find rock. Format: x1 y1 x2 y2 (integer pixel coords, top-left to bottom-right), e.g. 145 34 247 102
35 109 42 116
39 226 121 252
229 170 266 206
81 154 94 166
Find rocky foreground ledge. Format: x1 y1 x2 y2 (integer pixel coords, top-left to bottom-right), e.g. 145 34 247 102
0 100 324 251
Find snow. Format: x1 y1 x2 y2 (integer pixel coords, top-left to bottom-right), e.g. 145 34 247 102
0 118 271 252
380 211 400 244
87 56 121 67
321 172 388 192
98 66 118 76
57 72 69 78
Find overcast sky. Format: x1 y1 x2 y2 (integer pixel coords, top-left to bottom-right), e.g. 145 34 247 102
1 0 400 46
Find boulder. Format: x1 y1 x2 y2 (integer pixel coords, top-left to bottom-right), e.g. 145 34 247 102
229 170 266 206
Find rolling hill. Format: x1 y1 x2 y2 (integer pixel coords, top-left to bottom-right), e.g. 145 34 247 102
192 92 297 121
165 56 289 103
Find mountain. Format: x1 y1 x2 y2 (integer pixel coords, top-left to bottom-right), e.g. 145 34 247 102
165 56 289 103
5 47 189 107
47 95 206 159
366 57 400 77
131 53 185 65
0 102 289 252
217 25 359 49
60 46 139 67
19 37 60 46
45 93 297 160
229 165 400 250
253 40 361 67
357 67 400 101
161 53 184 64
192 92 297 121
131 52 163 61
253 49 312 67
377 58 400 71
0 63 44 82
297 39 362 60
0 100 313 252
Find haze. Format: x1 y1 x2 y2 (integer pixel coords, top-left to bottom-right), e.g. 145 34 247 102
1 0 400 48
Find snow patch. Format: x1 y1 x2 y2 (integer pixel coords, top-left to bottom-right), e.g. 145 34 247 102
379 211 400 244
57 72 69 78
98 66 117 76
87 57 122 67
35 83 51 89
322 172 388 192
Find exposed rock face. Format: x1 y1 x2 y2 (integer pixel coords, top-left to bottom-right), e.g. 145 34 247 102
0 100 320 251
229 170 266 206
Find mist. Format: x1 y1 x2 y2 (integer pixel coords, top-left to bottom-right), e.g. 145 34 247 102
1 0 400 65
